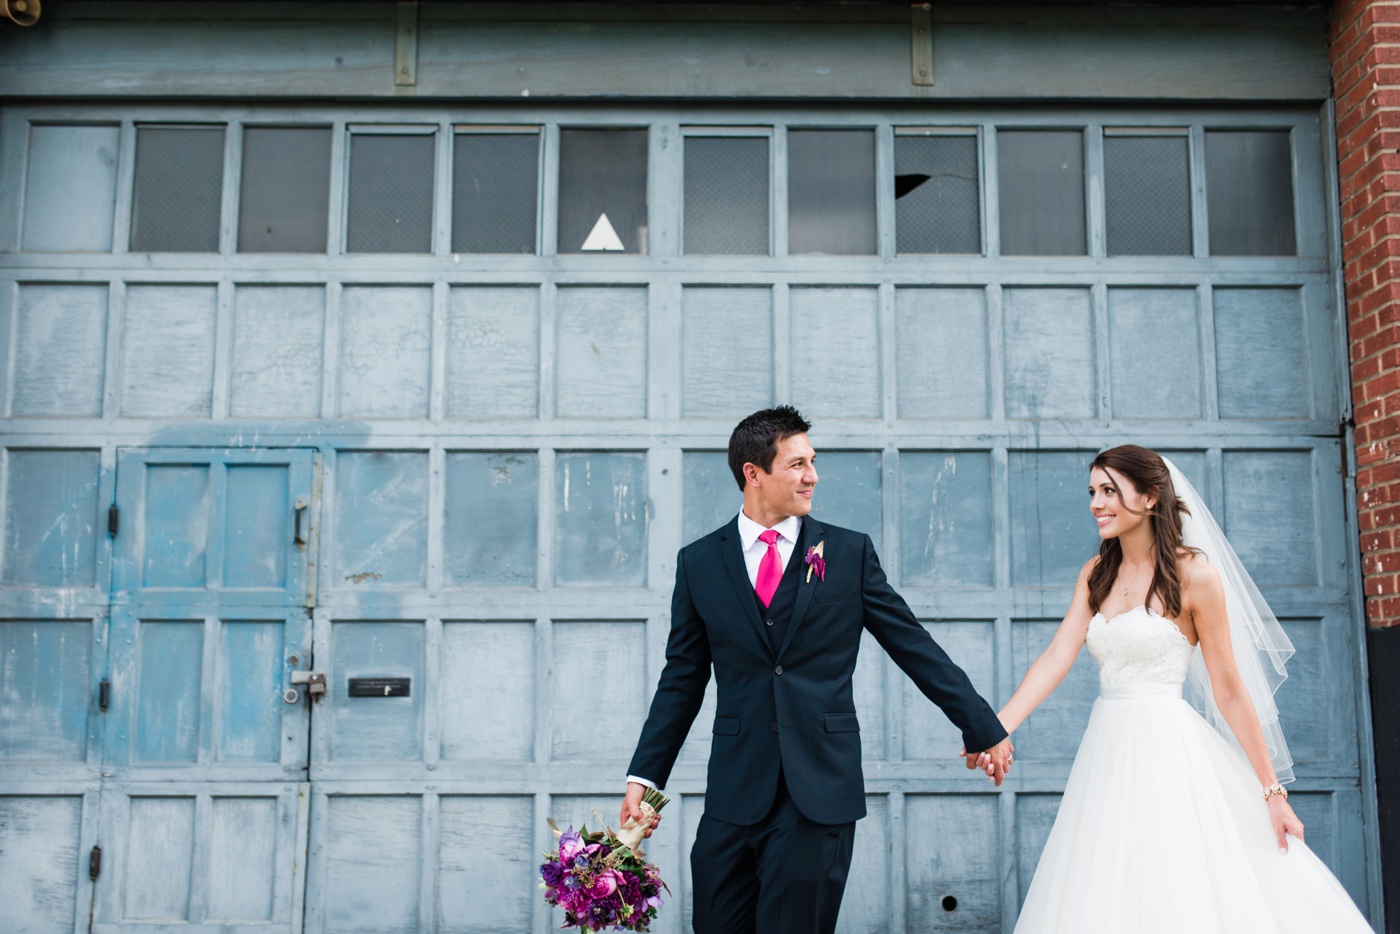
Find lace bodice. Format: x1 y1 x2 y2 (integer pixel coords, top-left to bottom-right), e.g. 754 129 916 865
1086 606 1195 696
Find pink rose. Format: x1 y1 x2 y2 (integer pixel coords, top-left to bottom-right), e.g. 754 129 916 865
589 870 621 898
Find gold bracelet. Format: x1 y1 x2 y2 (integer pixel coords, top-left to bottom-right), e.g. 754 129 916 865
1262 783 1288 801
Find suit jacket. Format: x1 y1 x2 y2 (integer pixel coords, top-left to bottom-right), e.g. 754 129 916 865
627 515 1007 826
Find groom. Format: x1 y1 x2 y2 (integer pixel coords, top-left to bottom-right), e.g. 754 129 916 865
621 406 1012 934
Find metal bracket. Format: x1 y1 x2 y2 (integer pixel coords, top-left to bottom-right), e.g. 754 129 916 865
395 2 418 87
911 3 933 87
291 670 328 698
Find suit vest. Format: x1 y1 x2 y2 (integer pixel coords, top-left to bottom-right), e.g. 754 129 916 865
752 524 807 656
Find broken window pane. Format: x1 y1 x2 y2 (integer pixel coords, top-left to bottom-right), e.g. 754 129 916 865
557 128 648 254
894 131 980 254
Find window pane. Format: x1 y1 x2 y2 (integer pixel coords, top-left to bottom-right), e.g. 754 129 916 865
130 126 225 252
684 136 769 255
997 130 1085 256
24 124 119 252
558 128 648 254
894 133 980 254
346 132 435 253
788 129 876 255
1103 133 1192 256
238 127 331 253
452 132 538 254
1206 130 1296 256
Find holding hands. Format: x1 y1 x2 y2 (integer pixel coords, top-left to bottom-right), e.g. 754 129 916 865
961 736 1015 786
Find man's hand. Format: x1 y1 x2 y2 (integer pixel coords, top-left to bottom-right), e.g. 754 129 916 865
619 782 662 838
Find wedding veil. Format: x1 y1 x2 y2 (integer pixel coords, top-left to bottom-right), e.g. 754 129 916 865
1162 457 1296 784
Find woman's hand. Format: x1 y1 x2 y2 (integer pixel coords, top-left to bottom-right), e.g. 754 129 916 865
1269 795 1304 853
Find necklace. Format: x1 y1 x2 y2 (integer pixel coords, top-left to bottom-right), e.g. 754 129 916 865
1118 563 1153 600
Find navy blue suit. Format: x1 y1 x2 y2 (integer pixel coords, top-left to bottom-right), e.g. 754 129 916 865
627 515 1006 932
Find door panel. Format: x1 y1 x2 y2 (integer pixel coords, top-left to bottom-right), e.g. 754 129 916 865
103 608 310 781
113 449 313 608
92 783 307 934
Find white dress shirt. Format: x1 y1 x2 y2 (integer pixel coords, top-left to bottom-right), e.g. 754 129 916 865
628 512 804 791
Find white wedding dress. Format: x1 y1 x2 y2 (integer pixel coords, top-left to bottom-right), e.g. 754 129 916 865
1014 606 1375 933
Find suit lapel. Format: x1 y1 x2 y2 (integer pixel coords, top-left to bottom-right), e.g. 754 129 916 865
717 518 772 655
777 517 822 661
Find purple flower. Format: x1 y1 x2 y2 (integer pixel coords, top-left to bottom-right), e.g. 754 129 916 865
804 546 826 581
540 860 564 887
559 827 585 861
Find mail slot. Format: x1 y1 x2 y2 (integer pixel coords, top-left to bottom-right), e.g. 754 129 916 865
348 677 411 697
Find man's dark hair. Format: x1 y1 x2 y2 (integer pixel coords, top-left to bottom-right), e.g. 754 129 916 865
727 406 812 490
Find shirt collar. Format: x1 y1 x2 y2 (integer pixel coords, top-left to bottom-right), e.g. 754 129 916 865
737 511 802 550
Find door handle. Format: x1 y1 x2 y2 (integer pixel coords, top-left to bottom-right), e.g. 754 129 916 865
293 495 309 550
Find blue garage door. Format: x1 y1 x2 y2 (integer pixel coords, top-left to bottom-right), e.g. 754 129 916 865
0 102 1375 933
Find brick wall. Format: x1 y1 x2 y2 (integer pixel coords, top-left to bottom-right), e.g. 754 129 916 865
1334 0 1400 630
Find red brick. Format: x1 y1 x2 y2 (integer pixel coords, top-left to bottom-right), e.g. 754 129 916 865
1359 397 1386 423
1365 370 1400 400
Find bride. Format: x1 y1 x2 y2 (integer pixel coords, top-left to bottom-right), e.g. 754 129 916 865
978 445 1375 932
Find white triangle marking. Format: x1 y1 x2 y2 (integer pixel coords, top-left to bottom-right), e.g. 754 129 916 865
581 212 625 251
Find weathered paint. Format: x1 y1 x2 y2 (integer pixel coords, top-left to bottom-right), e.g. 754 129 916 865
0 89 1376 934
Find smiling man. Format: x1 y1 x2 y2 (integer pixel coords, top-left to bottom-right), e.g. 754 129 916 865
621 406 1012 934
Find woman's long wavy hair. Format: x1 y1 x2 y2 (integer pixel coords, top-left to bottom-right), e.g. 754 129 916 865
1086 445 1194 617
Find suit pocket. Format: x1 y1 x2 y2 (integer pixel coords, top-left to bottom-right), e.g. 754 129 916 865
823 713 860 733
713 716 741 735
814 589 855 605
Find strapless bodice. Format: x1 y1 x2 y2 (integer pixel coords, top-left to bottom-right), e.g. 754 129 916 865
1086 606 1195 697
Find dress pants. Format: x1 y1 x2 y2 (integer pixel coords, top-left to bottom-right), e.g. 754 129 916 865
690 773 856 934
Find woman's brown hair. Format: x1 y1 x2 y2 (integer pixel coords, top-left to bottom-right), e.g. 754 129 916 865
1086 445 1194 617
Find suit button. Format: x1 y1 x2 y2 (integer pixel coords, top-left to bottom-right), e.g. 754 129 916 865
765 618 774 627
771 722 779 732
775 665 783 675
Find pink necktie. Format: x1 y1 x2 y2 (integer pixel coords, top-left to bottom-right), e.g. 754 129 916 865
755 529 782 608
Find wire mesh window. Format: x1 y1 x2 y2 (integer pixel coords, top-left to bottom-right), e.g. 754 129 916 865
788 129 877 255
345 130 436 254
130 126 225 252
683 135 770 255
997 129 1086 256
894 130 981 254
1205 129 1296 256
238 126 332 253
452 130 539 254
1103 130 1192 257
557 128 648 254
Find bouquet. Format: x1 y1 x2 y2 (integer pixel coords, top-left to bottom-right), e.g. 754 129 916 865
540 789 669 931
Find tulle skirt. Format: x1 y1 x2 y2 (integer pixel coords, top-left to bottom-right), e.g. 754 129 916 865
1014 684 1374 933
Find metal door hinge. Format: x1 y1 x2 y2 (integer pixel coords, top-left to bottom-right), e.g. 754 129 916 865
98 677 110 712
107 505 119 537
89 845 102 881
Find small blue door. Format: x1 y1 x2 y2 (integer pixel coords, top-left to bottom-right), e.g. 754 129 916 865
92 448 315 933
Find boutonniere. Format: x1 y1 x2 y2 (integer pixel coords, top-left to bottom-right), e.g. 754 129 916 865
804 541 826 582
